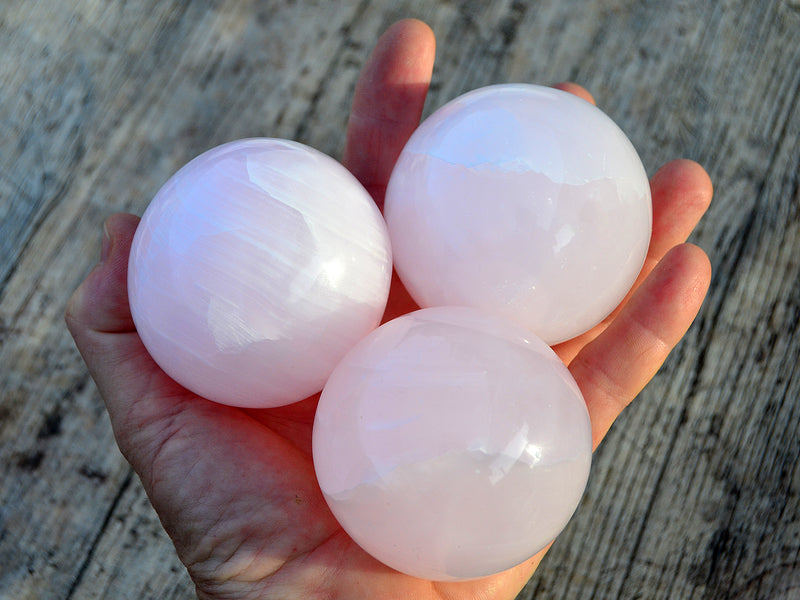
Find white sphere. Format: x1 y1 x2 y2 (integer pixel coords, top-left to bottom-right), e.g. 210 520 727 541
384 84 652 344
128 138 392 408
313 307 592 581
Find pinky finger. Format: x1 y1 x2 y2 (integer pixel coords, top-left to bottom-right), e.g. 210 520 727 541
568 243 711 449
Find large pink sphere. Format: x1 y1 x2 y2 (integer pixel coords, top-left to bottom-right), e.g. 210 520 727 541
384 84 652 344
313 307 592 581
128 138 391 408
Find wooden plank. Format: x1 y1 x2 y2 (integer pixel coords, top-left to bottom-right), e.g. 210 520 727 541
67 476 195 600
1 1 798 599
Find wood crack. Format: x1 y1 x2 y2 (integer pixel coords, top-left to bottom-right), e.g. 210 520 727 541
64 469 135 600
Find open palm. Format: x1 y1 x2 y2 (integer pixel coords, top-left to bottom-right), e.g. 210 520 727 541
66 19 712 600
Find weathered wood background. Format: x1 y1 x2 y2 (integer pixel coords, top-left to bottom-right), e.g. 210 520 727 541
1 1 799 598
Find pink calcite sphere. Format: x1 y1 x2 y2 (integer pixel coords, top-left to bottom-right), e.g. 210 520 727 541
313 306 592 581
128 138 392 408
384 84 652 344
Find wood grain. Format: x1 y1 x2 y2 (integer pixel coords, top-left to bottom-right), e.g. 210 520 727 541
1 1 798 598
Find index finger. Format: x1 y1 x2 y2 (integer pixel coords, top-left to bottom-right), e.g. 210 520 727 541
343 19 435 208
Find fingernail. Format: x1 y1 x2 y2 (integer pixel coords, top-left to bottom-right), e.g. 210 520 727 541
101 221 112 263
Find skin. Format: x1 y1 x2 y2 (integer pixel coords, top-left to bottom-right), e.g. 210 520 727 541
65 18 713 600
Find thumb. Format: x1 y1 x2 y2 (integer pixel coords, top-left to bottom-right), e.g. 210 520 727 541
65 212 140 337
65 213 168 433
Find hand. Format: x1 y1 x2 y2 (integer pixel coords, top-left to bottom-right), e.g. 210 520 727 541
66 19 712 600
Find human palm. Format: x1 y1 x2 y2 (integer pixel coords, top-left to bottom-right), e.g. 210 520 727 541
66 19 712 600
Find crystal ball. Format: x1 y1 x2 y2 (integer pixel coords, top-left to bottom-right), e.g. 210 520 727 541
128 138 392 408
313 306 592 581
384 84 652 344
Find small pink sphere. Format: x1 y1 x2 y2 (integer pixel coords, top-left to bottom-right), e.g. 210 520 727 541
384 84 652 344
128 139 391 408
313 307 592 581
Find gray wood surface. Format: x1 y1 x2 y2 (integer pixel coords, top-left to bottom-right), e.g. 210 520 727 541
1 1 799 598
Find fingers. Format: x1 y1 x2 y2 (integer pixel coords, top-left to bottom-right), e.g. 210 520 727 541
552 81 596 105
65 212 140 335
64 213 156 402
568 243 712 449
65 214 174 442
64 213 144 368
554 159 713 363
648 159 713 260
343 18 435 207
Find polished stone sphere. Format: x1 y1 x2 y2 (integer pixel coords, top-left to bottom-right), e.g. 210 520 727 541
128 138 392 408
384 84 652 344
313 307 592 581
